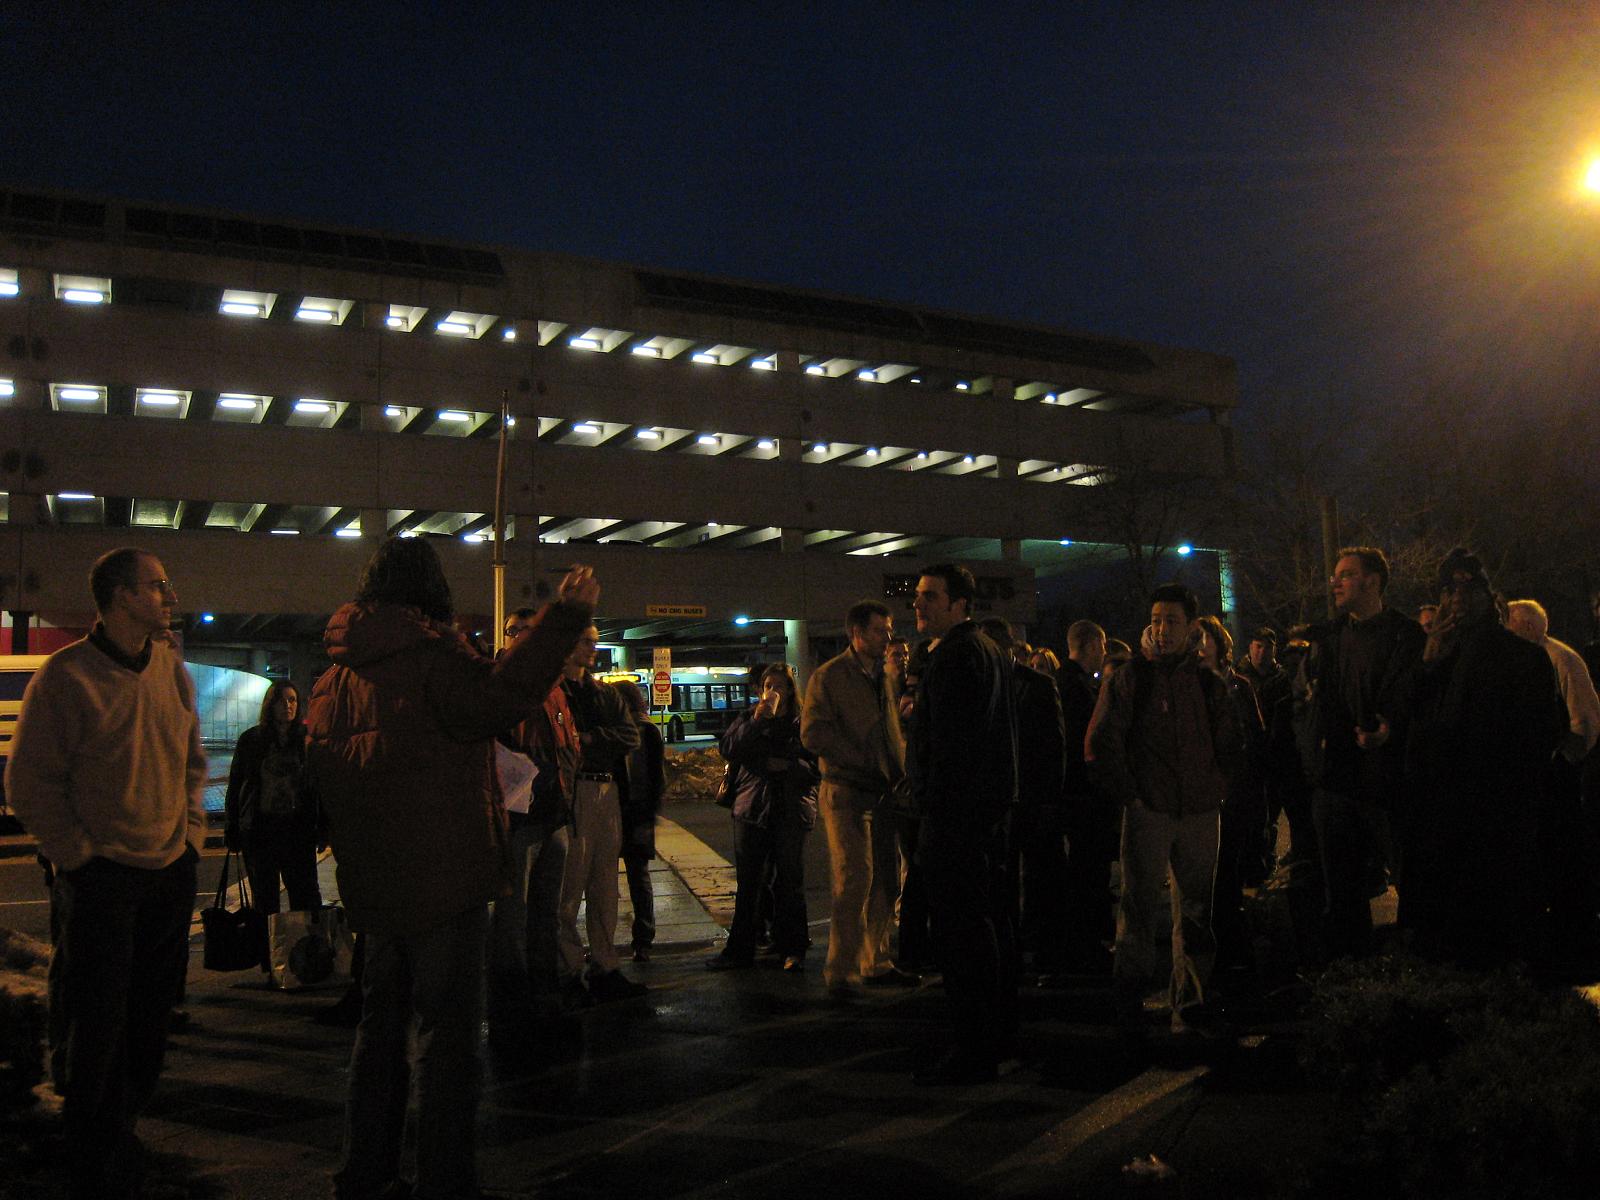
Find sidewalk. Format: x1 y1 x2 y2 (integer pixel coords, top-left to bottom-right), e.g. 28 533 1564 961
6 813 1334 1200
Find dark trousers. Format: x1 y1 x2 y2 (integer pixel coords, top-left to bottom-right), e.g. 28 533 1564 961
1060 799 1118 966
727 810 808 960
894 811 933 970
52 850 197 1199
1013 814 1069 971
622 850 656 949
243 823 321 914
1313 789 1389 958
1538 756 1597 950
918 812 1017 1062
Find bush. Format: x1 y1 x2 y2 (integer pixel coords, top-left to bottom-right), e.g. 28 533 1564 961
1300 955 1600 1199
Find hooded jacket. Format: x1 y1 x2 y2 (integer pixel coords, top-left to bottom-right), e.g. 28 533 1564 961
306 597 589 935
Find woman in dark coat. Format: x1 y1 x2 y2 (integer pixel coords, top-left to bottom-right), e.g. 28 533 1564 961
224 680 322 913
614 678 666 961
707 663 819 972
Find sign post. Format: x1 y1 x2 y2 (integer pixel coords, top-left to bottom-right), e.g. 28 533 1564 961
651 647 672 710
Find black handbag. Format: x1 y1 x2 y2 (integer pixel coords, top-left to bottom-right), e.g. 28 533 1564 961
201 851 268 971
713 761 736 809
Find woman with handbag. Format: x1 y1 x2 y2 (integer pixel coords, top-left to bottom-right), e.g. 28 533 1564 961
707 664 819 973
224 681 322 914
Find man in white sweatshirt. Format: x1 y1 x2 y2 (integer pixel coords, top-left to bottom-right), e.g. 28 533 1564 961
7 547 206 1200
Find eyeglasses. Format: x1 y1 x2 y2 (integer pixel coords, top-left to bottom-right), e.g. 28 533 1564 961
1328 569 1364 585
133 577 175 594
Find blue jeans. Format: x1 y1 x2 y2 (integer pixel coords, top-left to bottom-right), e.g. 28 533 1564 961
335 905 489 1200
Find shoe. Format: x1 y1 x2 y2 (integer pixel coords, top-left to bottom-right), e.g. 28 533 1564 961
914 1048 998 1086
559 977 595 1011
781 955 804 972
588 969 648 1003
863 967 920 988
706 953 755 971
315 993 364 1028
632 944 652 963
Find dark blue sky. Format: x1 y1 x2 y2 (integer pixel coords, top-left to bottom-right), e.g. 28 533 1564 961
8 3 1600 424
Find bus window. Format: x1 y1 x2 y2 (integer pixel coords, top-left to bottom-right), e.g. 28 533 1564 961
687 685 708 711
710 685 728 710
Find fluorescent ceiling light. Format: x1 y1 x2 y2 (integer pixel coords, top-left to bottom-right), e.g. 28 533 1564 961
812 443 828 454
296 308 336 323
910 376 922 384
963 455 975 464
734 616 750 626
1059 538 1073 546
1043 393 1057 403
384 406 404 418
386 315 406 329
804 364 826 376
437 410 472 422
501 327 517 340
221 301 262 316
955 382 970 392
691 352 719 365
138 392 181 407
750 357 775 371
631 345 661 358
635 428 661 440
0 274 18 297
697 434 720 446
1177 544 1193 556
866 447 879 456
916 452 928 460
62 288 106 304
294 399 331 414
857 370 877 382
269 528 300 536
756 439 775 450
574 423 601 435
436 320 472 336
0 379 13 398
217 395 260 411
336 527 362 539
59 387 103 402
57 492 95 501
569 336 602 351
201 613 215 623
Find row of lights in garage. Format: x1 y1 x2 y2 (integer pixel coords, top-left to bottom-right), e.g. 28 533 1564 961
0 267 1106 408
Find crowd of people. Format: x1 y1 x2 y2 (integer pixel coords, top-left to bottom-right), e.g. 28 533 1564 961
8 536 1599 1197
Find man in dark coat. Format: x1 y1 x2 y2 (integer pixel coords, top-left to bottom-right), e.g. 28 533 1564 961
1403 548 1564 966
1301 546 1424 958
907 564 1018 1084
1057 620 1115 975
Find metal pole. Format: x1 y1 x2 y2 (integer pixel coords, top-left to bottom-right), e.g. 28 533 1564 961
492 389 509 651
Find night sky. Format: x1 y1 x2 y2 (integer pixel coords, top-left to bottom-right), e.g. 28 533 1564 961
8 3 1600 426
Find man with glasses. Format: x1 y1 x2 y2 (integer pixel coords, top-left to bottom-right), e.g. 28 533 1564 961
1301 547 1424 959
7 548 206 1199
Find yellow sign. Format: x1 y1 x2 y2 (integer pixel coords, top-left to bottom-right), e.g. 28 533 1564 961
645 604 707 618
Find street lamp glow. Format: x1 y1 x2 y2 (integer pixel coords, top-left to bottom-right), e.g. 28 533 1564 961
1584 158 1600 195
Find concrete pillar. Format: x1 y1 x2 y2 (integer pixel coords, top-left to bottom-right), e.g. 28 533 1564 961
1002 538 1021 561
784 618 813 694
359 508 387 538
780 527 805 554
8 611 30 654
996 456 1018 479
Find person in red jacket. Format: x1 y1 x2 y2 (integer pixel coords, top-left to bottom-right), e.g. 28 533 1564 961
306 538 595 1200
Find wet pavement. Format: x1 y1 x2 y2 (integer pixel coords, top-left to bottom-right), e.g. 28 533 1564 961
6 801 1323 1199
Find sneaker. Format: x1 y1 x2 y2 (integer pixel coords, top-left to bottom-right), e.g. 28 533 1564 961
588 969 648 1003
781 955 805 972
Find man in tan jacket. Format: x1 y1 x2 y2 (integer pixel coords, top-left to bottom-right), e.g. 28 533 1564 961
802 599 912 996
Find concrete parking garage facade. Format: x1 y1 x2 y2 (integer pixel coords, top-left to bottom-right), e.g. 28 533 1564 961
0 187 1235 677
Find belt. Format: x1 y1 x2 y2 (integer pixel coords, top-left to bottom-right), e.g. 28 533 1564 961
576 771 613 782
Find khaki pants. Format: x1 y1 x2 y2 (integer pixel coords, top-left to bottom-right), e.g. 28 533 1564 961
1113 801 1219 1018
820 781 899 987
558 779 622 978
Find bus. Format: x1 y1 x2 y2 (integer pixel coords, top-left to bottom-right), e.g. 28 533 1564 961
0 655 49 828
600 665 760 742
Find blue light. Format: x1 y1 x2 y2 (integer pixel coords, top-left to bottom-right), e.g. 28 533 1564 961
1058 538 1072 546
1177 544 1193 556
734 616 750 626
200 613 215 623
